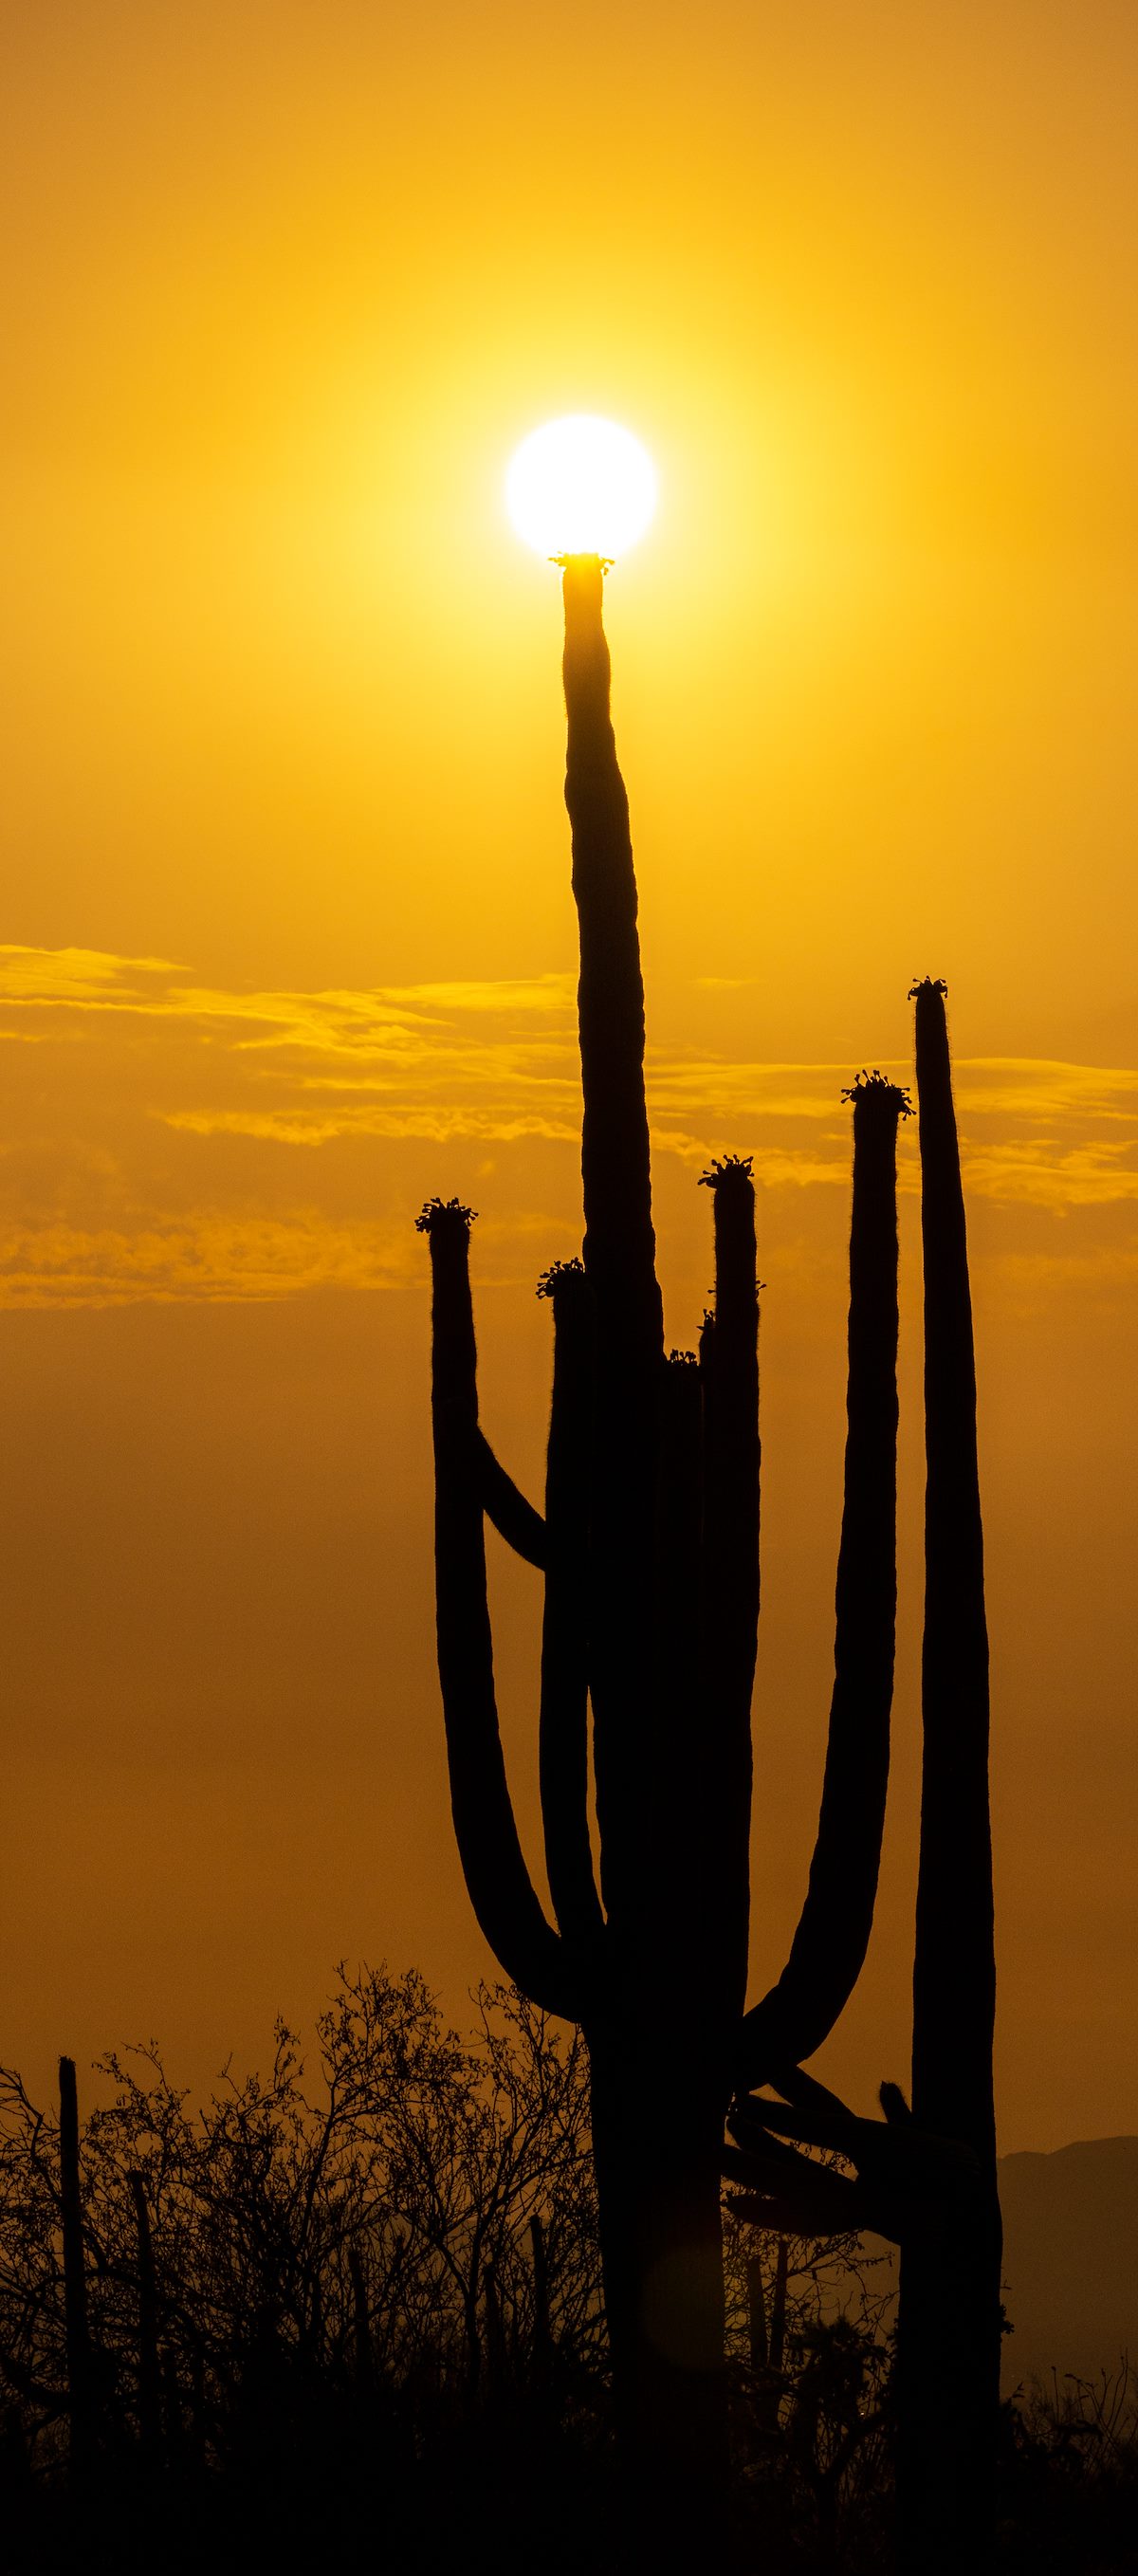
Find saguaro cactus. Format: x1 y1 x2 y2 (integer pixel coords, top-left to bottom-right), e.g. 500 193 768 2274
896 977 1001 2570
417 559 907 2521
59 2055 95 2475
129 2170 163 2469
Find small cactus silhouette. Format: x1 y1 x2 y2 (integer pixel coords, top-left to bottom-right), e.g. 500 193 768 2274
59 2055 95 2475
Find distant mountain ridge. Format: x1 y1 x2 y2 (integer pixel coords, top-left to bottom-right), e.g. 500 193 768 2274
999 2135 1138 2393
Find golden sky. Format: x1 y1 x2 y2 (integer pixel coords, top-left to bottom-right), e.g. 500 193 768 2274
3 0 1136 2152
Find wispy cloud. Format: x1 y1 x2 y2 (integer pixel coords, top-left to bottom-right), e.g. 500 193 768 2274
2 947 1136 1304
0 1217 416 1310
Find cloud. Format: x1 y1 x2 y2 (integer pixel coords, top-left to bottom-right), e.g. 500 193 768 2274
2 947 1136 1304
961 1138 1138 1208
0 1217 417 1309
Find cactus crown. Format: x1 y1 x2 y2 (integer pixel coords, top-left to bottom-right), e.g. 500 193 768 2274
841 1069 914 1118
415 1196 476 1239
909 976 948 1001
697 1153 755 1194
667 1348 700 1370
536 1257 588 1304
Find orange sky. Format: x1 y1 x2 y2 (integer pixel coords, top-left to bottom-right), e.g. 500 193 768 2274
3 0 1136 2152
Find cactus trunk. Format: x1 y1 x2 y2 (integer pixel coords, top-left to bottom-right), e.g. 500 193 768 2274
59 2055 95 2476
562 558 739 2526
897 980 1001 2571
129 2172 163 2468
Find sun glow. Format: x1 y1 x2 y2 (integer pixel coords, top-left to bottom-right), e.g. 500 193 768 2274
505 414 657 561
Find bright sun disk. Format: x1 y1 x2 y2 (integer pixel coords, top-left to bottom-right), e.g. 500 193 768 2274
505 415 657 561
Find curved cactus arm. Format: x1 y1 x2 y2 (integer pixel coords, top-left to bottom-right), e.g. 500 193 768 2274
880 2078 911 2125
561 554 663 1372
910 979 996 2160
416 1200 581 2021
765 2060 857 2125
738 1075 908 2088
698 1156 760 2008
729 2092 861 2161
474 1431 547 1568
536 1261 605 1945
724 2142 879 2236
729 2088 978 2200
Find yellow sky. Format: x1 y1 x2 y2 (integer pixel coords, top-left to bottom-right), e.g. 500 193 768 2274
3 0 1137 2151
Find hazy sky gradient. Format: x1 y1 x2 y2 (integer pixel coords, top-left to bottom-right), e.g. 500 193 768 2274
3 0 1136 2150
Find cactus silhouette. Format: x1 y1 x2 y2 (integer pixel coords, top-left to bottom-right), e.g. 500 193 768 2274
738 1068 909 2090
418 557 908 2526
129 2170 163 2468
721 984 1001 2567
895 976 1001 2570
59 2055 95 2475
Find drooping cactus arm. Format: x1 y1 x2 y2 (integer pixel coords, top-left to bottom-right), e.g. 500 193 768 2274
724 2139 879 2236
910 982 996 2161
698 1157 760 2006
729 2088 979 2199
738 1076 907 2088
561 554 663 1371
474 1431 547 1568
537 1260 605 1945
725 2088 979 2247
415 1199 580 2021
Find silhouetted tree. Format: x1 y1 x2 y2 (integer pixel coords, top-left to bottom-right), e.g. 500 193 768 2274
0 1969 602 2505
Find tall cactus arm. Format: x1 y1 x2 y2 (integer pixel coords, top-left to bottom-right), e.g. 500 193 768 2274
899 980 1000 2573
536 1260 605 1946
910 981 996 2162
561 554 663 1372
560 556 663 1935
698 1157 760 2009
416 1199 581 2020
738 1074 908 2087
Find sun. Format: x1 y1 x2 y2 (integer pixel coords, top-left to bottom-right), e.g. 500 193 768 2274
505 414 657 561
